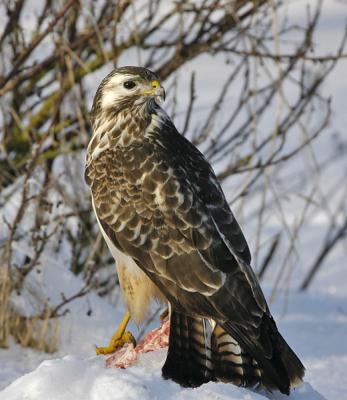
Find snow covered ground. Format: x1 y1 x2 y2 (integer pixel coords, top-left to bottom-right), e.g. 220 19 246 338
0 225 346 399
0 355 328 400
1 288 346 400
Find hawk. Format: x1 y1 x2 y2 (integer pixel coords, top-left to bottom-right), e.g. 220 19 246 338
85 66 305 394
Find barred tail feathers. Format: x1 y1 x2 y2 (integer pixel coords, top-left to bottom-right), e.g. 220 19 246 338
162 309 213 387
222 316 305 394
211 323 262 388
162 308 304 394
162 309 262 389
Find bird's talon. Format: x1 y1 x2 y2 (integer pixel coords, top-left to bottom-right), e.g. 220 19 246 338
96 330 136 355
96 311 135 355
122 331 136 347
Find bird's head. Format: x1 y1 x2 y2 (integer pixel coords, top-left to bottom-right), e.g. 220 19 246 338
91 66 165 120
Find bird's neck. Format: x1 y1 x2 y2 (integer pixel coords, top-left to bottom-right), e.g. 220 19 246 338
88 101 166 159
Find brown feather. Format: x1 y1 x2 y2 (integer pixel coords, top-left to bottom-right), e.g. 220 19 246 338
86 67 304 394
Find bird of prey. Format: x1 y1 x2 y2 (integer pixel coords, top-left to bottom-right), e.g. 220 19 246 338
85 66 305 394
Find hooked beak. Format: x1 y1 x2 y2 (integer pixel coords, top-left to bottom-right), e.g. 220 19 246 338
142 80 165 102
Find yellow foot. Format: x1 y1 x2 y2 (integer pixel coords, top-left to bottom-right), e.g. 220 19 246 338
96 311 136 355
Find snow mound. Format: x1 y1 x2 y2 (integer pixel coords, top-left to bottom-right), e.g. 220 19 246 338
0 351 326 400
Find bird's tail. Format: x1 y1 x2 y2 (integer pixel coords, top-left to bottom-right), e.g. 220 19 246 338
162 308 304 394
162 308 213 387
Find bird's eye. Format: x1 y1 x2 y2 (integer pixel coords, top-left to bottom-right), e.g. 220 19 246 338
123 80 136 89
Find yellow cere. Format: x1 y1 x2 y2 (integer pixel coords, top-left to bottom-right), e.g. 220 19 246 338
152 80 159 89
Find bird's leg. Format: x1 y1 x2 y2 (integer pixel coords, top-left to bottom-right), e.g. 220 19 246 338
96 311 136 355
160 307 169 323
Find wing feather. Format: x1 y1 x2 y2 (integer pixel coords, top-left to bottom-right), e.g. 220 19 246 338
87 109 275 364
87 94 304 392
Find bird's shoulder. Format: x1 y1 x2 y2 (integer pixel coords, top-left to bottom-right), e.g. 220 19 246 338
148 115 253 264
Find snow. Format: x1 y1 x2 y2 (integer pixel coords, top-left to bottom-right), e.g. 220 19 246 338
0 353 327 400
1 289 346 400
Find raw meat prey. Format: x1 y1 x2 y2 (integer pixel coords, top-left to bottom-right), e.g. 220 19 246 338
105 320 169 369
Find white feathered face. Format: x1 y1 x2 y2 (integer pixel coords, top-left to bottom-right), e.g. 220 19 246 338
92 66 165 115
